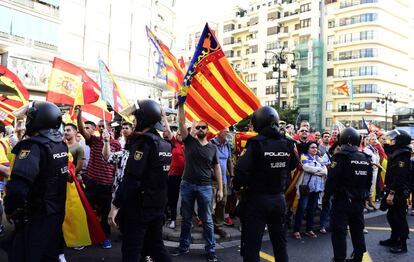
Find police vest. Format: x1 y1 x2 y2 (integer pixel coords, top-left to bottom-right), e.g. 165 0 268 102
336 150 372 200
248 135 293 194
16 135 68 217
126 132 172 208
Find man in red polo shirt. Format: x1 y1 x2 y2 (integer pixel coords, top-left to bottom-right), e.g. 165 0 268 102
76 106 121 249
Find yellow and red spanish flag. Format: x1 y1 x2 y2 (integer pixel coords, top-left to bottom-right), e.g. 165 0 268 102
47 57 100 106
178 24 261 134
146 26 185 93
63 159 106 247
0 66 30 125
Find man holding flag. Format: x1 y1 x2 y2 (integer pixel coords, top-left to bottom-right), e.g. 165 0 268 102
76 106 121 249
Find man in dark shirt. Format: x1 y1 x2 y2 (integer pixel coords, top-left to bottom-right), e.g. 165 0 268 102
172 103 223 262
296 127 310 156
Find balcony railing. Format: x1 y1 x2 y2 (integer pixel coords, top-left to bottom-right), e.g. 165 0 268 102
339 0 378 9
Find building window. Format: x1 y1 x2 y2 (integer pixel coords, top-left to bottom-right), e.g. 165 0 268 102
283 26 289 33
266 72 276 80
282 101 288 108
223 37 234 45
236 50 241 57
246 73 257 82
327 68 334 77
224 50 234 58
250 45 258 53
265 100 277 106
251 87 257 94
267 26 280 35
267 41 279 50
300 3 311 13
249 16 259 26
339 13 378 26
327 35 334 45
266 85 277 94
300 19 311 28
267 11 280 21
282 87 287 94
326 101 333 111
326 118 333 127
223 24 235 32
328 19 335 28
327 52 333 61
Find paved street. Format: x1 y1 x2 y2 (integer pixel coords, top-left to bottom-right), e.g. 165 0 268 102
0 213 413 261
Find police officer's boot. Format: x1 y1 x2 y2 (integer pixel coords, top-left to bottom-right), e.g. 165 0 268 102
379 237 400 247
345 252 363 262
331 258 345 262
389 238 408 254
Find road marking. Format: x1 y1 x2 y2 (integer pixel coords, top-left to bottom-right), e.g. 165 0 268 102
363 252 373 262
259 251 275 262
259 250 373 262
365 226 414 232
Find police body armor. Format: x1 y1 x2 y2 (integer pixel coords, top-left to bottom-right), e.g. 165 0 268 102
125 132 172 208
247 135 293 194
335 149 372 201
385 146 411 197
12 135 68 217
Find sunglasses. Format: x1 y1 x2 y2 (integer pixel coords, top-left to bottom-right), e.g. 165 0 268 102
299 130 308 133
195 126 208 130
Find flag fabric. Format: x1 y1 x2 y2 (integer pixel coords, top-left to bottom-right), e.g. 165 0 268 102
234 131 256 156
0 66 30 125
63 158 106 247
146 26 184 92
47 57 100 106
178 23 261 134
334 81 350 96
98 59 128 120
362 117 380 133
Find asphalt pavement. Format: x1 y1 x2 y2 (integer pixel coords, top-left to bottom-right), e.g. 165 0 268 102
0 213 413 261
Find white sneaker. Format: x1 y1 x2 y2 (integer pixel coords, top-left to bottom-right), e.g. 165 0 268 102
168 220 176 229
59 254 67 262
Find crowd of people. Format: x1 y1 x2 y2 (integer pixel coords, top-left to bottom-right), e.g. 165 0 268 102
0 101 413 262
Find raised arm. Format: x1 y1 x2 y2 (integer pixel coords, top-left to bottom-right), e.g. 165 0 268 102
178 104 188 140
75 106 91 141
162 108 172 140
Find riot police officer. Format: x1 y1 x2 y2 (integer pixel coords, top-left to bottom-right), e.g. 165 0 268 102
379 129 411 254
323 127 373 262
3 101 68 262
108 99 172 262
233 106 299 262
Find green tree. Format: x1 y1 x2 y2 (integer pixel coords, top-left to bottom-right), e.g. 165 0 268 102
271 105 300 125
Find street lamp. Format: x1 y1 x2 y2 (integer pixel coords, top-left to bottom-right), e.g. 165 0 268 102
262 47 297 109
376 92 397 131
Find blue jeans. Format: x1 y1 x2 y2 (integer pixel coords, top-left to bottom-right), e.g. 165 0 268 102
294 191 319 232
320 196 332 229
178 180 215 253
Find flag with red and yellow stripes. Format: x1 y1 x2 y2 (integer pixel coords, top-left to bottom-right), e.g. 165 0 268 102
146 26 184 93
0 66 30 125
47 57 100 106
178 24 261 134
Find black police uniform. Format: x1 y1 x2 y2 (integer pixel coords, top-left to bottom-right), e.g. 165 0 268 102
324 144 372 262
234 127 299 262
382 144 411 251
4 133 68 262
113 129 172 262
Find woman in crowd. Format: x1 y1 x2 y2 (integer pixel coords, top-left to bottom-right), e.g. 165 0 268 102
293 141 327 239
363 133 380 210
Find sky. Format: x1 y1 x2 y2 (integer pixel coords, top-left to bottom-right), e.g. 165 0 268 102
174 0 249 50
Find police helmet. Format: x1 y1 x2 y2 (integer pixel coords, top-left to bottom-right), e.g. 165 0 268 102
25 101 62 136
134 99 162 131
385 129 411 146
338 127 360 146
251 106 280 133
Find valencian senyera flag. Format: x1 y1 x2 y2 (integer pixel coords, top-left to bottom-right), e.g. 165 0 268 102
47 57 100 106
63 156 106 247
178 23 261 134
98 59 129 121
146 26 184 93
0 66 30 125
